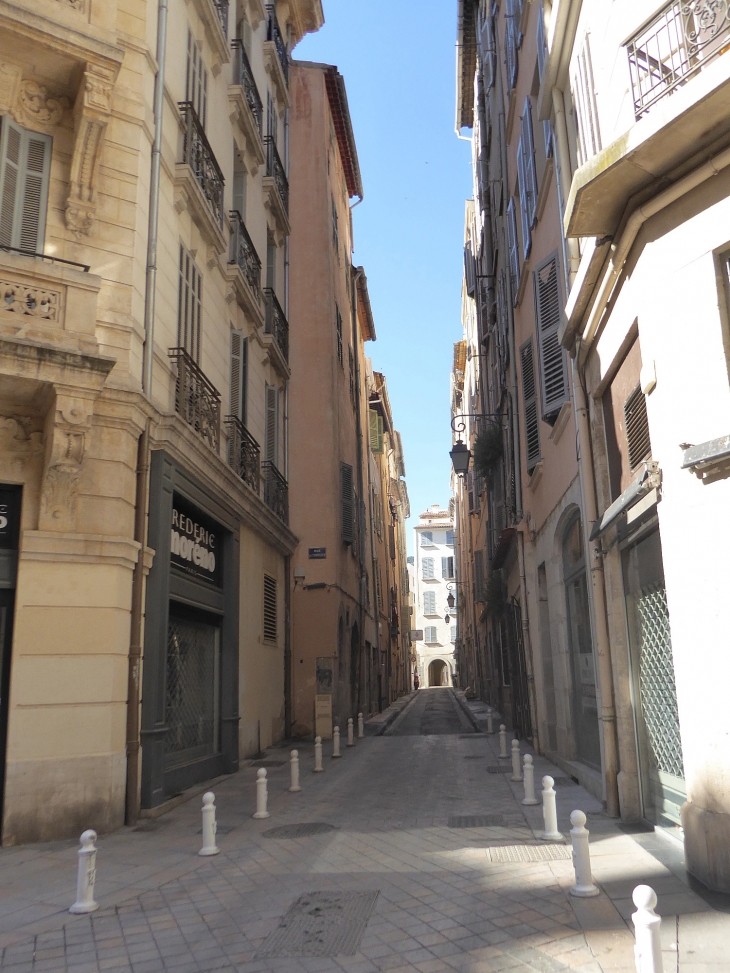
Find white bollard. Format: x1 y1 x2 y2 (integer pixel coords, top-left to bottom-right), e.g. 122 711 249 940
522 754 539 805
632 885 664 973
358 712 364 738
347 717 355 747
314 736 324 772
289 750 302 792
499 724 509 759
332 725 342 758
540 776 563 840
69 830 99 914
253 768 270 819
511 739 523 781
486 707 494 734
569 810 599 897
199 792 220 856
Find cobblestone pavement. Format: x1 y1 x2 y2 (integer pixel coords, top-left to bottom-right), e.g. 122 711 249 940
0 689 727 973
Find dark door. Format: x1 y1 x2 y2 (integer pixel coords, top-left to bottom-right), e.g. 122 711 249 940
0 485 21 832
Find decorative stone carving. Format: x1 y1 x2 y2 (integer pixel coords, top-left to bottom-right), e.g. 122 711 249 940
65 66 116 237
39 395 95 530
0 416 44 451
16 81 69 130
0 63 22 115
1 279 60 321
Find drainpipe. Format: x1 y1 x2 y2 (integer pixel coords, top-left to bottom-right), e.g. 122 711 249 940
351 267 366 715
284 554 292 737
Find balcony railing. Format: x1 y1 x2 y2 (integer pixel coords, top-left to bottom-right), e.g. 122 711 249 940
265 136 289 215
264 287 289 362
212 0 228 35
169 347 221 451
0 244 90 271
266 5 289 81
231 40 263 136
262 460 288 523
626 1 730 118
178 102 225 229
225 415 260 492
229 210 262 298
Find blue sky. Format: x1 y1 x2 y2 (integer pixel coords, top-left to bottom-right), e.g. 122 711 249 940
296 1 473 551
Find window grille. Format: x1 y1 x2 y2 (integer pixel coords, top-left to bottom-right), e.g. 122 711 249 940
520 339 540 472
178 245 202 362
186 30 208 126
624 385 652 469
263 574 277 642
534 253 568 423
0 118 52 252
340 463 354 544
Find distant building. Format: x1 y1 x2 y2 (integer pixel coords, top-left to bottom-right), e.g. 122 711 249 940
413 506 456 687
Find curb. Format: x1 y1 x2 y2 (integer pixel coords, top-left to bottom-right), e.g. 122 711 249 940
368 691 418 736
452 689 484 733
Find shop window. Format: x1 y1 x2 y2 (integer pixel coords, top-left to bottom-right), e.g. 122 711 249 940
263 574 277 642
0 118 52 253
178 245 202 362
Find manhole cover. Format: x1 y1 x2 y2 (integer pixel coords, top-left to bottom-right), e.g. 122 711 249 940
487 765 513 773
256 890 379 957
463 755 486 759
250 759 286 767
487 843 569 863
448 815 505 828
263 823 337 839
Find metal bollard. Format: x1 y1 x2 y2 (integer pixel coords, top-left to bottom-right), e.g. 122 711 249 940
522 754 539 805
511 739 523 781
332 725 342 758
199 792 220 856
486 707 494 734
632 885 664 973
69 830 100 914
540 776 563 840
314 736 324 772
499 724 509 759
347 717 355 747
253 767 270 819
289 750 302 792
569 810 599 897
358 712 364 738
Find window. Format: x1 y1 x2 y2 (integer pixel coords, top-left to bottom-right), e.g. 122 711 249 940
332 195 339 252
230 329 248 423
388 524 396 561
232 168 247 221
534 253 569 423
571 34 602 167
506 198 520 300
422 557 435 580
340 463 354 544
424 626 438 644
263 574 277 642
624 385 652 469
178 245 202 361
535 6 554 157
374 558 382 609
265 384 279 464
450 625 457 642
266 232 276 290
520 338 540 473
517 98 537 252
336 304 343 365
464 241 476 296
0 118 52 253
186 30 208 125
266 90 277 142
349 347 355 405
478 7 496 91
441 557 455 579
369 410 384 453
505 0 519 90
446 530 454 546
424 591 436 615
420 531 434 546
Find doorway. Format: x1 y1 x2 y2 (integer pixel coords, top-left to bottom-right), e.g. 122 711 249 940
428 659 447 686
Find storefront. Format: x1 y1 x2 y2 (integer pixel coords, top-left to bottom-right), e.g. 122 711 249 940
0 485 21 833
140 452 240 809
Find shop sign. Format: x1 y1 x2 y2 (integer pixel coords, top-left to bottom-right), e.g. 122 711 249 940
170 494 221 585
0 487 21 551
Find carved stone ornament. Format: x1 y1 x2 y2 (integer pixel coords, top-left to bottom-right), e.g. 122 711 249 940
39 396 94 531
1 278 60 321
16 81 69 130
65 67 116 237
0 63 22 115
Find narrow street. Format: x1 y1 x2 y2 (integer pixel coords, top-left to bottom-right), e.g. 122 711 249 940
0 692 725 972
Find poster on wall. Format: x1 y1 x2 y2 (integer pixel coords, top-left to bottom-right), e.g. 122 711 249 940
170 493 222 586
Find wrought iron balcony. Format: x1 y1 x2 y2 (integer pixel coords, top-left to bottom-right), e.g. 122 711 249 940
225 415 260 492
264 287 289 362
626 1 730 118
266 5 289 81
229 210 262 298
262 459 288 523
178 102 225 230
168 347 221 451
264 137 288 215
231 40 263 136
212 0 228 35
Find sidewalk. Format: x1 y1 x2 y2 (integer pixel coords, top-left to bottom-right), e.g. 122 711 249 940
0 691 727 972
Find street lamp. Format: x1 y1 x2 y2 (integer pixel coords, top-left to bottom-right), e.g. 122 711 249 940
449 412 504 476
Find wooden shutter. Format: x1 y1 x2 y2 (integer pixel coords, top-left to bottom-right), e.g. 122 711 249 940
479 12 496 91
340 462 354 544
520 339 541 472
450 626 456 642
535 254 568 422
187 31 208 125
265 384 278 463
521 99 537 228
0 119 51 252
421 531 432 546
263 574 277 641
506 198 519 300
464 241 476 296
624 385 652 469
230 330 247 421
388 524 396 560
267 90 276 141
536 1 547 80
446 530 454 546
178 246 202 361
424 591 435 614
422 557 434 579
505 0 518 90
425 626 437 643
517 142 531 261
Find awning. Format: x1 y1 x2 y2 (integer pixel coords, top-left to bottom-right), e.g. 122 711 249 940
589 463 661 541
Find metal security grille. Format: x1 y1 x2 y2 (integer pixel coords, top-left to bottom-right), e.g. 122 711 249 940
165 613 219 766
636 582 685 780
263 574 277 642
624 385 651 470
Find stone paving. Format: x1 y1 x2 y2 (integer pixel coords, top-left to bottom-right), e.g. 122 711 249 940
0 688 727 972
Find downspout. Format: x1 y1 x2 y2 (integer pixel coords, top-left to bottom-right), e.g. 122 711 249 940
351 267 367 715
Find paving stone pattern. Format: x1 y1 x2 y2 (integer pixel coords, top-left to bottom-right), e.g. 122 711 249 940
0 688 726 972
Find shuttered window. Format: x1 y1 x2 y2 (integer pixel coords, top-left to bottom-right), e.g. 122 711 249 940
506 198 519 300
624 385 652 470
178 245 202 361
369 409 384 453
336 304 343 365
424 626 438 644
442 556 455 579
474 550 485 601
422 557 435 579
265 384 278 464
450 626 457 642
534 253 569 422
332 195 339 252
520 339 541 472
0 118 52 253
230 330 247 422
340 462 354 545
446 530 454 546
388 524 396 560
420 531 433 546
535 5 554 157
186 30 208 126
263 574 277 642
571 33 602 168
349 347 356 405
479 9 496 91
505 0 519 89
266 90 277 143
464 241 476 296
424 591 436 615
520 98 537 229
516 154 531 262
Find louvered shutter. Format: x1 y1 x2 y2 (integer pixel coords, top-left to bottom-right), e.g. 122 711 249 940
369 409 380 452
505 0 518 89
536 2 547 80
522 99 537 228
464 242 476 296
424 591 435 615
388 524 395 560
422 557 434 579
624 385 652 469
0 119 22 248
479 13 496 91
340 463 354 544
520 339 541 472
230 330 246 420
517 141 531 261
0 119 51 252
265 384 278 463
535 254 569 422
263 575 277 641
450 626 456 642
571 33 601 167
506 198 519 299
441 557 448 579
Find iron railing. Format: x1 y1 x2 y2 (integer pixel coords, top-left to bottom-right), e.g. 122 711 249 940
231 39 263 135
264 137 289 214
229 210 262 298
169 347 221 451
212 0 228 34
626 1 730 118
225 415 260 492
264 287 289 361
178 102 225 230
0 244 90 271
266 5 289 81
262 460 288 523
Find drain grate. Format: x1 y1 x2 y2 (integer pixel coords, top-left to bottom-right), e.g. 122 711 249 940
448 815 505 828
250 759 286 768
256 890 379 957
263 822 337 839
487 843 569 863
487 765 513 774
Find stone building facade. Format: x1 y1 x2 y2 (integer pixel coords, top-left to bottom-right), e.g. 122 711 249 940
412 506 456 688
